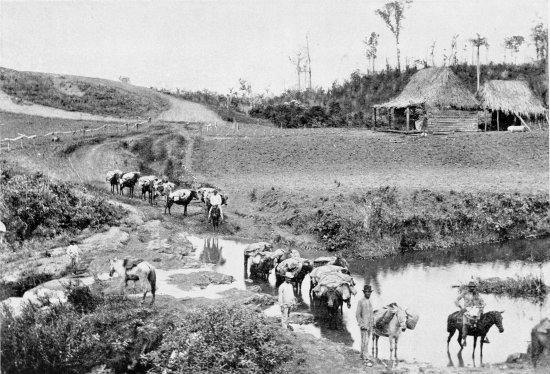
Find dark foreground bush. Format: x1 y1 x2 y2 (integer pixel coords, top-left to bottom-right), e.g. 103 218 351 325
142 303 293 374
1 171 125 243
1 292 167 374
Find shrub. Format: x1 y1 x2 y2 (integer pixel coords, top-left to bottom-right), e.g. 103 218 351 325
142 303 293 374
313 212 363 252
0 171 125 243
1 293 168 374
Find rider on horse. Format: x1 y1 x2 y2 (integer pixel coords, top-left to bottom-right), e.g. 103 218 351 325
208 190 224 223
455 280 489 346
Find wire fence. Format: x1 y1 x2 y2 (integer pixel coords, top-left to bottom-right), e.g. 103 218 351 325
0 118 151 154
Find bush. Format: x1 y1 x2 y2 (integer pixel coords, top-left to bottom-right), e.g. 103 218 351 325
0 171 125 243
142 303 293 374
1 293 168 374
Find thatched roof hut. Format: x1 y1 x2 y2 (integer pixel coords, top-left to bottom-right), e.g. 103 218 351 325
479 80 547 117
375 67 479 110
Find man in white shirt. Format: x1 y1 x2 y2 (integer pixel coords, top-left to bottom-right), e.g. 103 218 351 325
278 272 296 329
208 190 224 223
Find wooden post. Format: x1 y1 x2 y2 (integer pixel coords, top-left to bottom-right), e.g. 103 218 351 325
497 111 500 131
484 110 488 132
406 107 410 132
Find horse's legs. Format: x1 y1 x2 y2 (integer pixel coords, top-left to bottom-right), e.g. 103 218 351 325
447 329 455 347
184 204 188 216
389 337 395 364
472 336 478 358
480 337 484 358
457 330 463 350
394 336 399 362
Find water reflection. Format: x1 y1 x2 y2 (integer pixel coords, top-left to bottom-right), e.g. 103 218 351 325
187 236 550 366
200 237 226 266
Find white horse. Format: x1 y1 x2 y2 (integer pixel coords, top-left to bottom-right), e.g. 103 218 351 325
373 305 409 366
108 258 156 305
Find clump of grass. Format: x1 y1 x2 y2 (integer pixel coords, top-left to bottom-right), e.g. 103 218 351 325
460 275 548 301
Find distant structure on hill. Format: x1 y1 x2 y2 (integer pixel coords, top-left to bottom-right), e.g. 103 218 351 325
119 76 130 84
374 67 480 133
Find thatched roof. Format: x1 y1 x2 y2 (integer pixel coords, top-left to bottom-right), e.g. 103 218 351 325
375 67 479 110
479 80 547 116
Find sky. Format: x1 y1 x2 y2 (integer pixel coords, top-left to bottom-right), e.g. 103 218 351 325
0 0 547 95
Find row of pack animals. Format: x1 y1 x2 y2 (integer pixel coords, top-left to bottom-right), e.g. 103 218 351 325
105 170 228 223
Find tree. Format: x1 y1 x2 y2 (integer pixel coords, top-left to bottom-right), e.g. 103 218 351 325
289 49 308 92
375 0 412 71
449 34 459 66
429 41 436 66
504 35 525 64
363 32 380 74
469 33 489 91
531 22 548 61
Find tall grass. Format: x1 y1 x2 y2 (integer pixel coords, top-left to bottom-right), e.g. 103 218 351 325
461 275 548 301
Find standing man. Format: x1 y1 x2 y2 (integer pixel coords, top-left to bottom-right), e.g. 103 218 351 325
356 284 375 366
455 280 488 347
208 190 224 223
66 240 81 274
278 272 296 330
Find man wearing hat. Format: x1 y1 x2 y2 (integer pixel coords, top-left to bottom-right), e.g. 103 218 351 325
455 280 488 347
278 272 296 330
356 284 375 366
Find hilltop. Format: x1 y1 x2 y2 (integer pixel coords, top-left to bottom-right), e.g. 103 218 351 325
0 67 169 119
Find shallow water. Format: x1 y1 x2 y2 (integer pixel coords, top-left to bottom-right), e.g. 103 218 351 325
180 236 550 367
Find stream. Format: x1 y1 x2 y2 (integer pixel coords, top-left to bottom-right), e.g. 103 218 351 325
163 236 550 367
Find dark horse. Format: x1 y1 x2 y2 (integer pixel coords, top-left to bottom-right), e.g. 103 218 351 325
165 189 199 216
275 261 313 295
210 204 221 230
250 256 275 281
324 287 343 330
447 310 504 357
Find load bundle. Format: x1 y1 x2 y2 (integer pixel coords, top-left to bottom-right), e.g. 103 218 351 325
169 189 192 202
244 242 273 258
374 303 419 335
310 265 347 286
313 256 350 269
105 169 123 182
311 268 357 303
276 257 305 278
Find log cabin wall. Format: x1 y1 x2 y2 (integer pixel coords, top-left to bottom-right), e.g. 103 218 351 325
426 109 479 132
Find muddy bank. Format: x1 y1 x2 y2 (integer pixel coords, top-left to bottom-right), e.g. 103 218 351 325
250 187 550 258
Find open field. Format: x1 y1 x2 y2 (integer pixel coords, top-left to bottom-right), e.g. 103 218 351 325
194 128 549 194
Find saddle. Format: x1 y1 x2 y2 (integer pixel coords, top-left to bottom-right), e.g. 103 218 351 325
123 258 144 271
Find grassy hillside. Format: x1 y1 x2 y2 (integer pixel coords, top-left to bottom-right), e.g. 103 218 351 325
0 67 169 118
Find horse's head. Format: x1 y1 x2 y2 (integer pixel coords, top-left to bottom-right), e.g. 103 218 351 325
494 311 505 333
221 194 228 205
190 190 200 200
301 260 314 274
326 288 341 308
396 307 408 332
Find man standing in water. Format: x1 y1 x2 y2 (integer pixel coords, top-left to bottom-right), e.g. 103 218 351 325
356 284 375 366
278 272 296 330
455 280 489 346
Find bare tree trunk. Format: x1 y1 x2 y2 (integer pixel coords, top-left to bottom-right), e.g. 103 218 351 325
396 39 401 71
476 46 480 91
